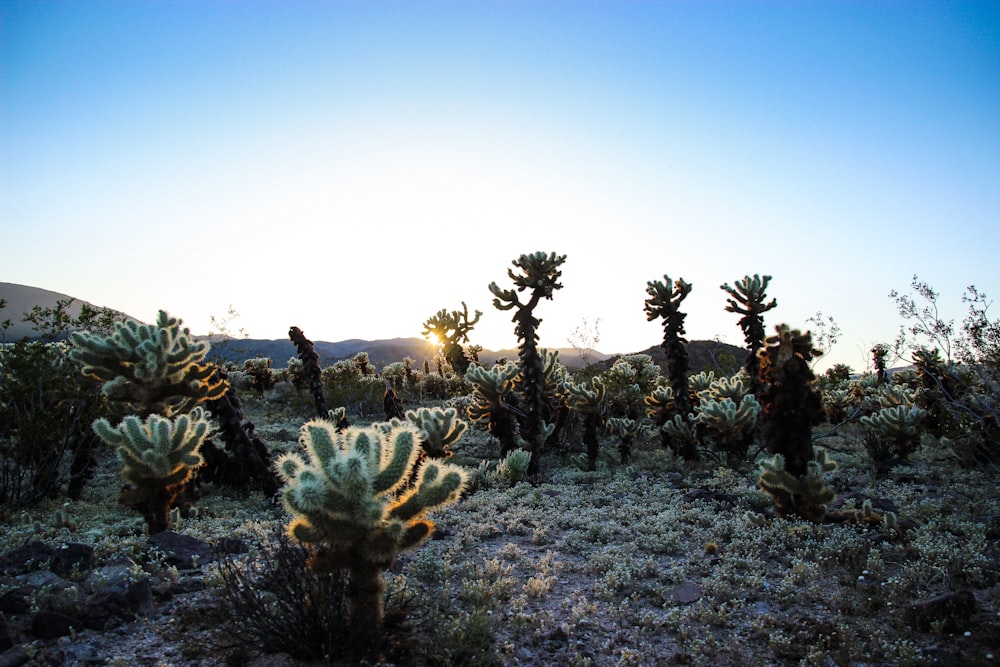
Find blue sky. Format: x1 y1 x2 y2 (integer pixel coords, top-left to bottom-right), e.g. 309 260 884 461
2 1 998 370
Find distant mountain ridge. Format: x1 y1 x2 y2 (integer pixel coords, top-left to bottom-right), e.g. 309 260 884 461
0 282 614 369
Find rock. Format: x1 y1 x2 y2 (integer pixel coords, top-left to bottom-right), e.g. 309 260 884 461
681 488 738 506
50 543 96 578
672 582 703 604
0 613 11 651
0 542 55 575
79 590 134 631
5 572 79 617
147 532 214 569
0 646 29 667
905 590 978 633
215 537 249 555
30 610 78 639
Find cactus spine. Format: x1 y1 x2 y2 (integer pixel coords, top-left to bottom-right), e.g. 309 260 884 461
276 421 468 644
489 251 566 474
93 407 210 533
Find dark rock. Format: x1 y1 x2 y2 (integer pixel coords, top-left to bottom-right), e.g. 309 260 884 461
125 580 155 617
0 588 31 615
30 610 78 639
50 543 95 578
0 542 55 576
147 532 214 569
170 577 207 595
672 582 703 604
905 590 978 633
79 590 134 631
0 645 29 667
0 613 11 651
215 537 249 555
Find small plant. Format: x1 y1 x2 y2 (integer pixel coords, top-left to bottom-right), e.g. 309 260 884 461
496 448 532 485
93 407 211 534
275 420 468 648
401 405 469 459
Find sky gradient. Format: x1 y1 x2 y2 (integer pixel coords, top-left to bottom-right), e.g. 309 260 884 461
2 1 998 371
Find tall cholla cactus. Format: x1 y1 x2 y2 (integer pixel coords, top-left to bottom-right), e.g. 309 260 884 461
721 274 777 397
644 275 694 419
276 421 468 641
489 251 566 474
70 310 226 417
93 407 211 534
467 363 520 456
565 377 607 470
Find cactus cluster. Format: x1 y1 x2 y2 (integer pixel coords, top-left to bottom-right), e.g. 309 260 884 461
565 377 607 470
757 449 837 522
466 362 521 456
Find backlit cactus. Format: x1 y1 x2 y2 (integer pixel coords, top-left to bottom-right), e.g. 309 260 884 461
694 395 760 466
644 275 694 431
489 251 567 474
422 301 482 375
70 310 227 417
93 407 211 533
276 420 468 642
721 274 777 397
758 450 837 522
606 416 645 464
402 406 468 459
565 377 607 470
466 362 521 456
859 404 927 459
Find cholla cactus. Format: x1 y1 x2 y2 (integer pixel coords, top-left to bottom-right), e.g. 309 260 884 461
422 301 482 375
694 395 760 466
288 326 329 418
466 363 520 455
757 324 824 477
687 370 717 395
402 406 468 458
758 450 837 522
698 373 750 403
70 310 226 417
244 357 275 395
859 404 927 459
489 251 567 474
661 414 700 457
866 383 919 410
93 407 211 533
606 416 645 464
823 387 854 423
276 421 468 642
721 274 777 396
565 377 607 470
644 276 694 422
